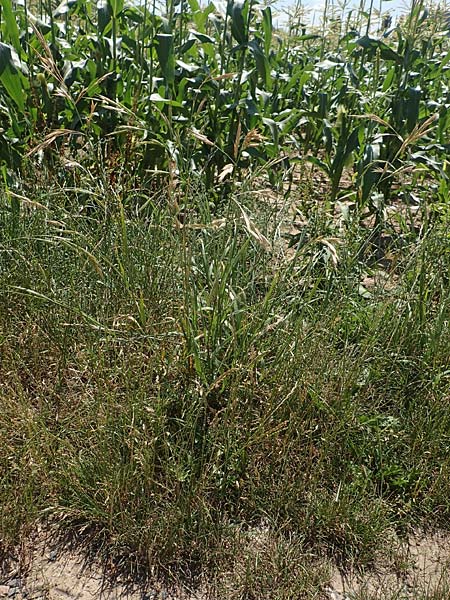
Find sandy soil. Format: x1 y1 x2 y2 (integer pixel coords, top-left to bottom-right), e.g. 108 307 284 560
327 531 450 599
0 529 197 600
1 530 449 600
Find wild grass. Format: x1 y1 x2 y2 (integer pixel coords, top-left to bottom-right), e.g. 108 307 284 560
0 153 449 597
1 0 450 596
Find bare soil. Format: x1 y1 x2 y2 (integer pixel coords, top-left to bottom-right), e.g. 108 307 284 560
327 531 450 599
1 529 449 600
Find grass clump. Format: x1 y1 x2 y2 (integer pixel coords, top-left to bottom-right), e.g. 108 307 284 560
0 156 449 597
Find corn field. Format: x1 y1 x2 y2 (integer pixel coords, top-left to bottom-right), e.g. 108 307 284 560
1 0 450 210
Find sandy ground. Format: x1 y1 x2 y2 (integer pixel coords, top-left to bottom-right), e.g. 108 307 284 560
327 531 450 599
1 530 449 600
0 529 194 600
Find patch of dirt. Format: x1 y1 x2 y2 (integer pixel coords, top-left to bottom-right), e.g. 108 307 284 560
0 529 203 600
1 529 449 600
326 531 450 599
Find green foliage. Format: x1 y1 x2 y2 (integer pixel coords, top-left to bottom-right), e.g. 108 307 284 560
0 170 449 590
0 0 448 207
1 2 450 596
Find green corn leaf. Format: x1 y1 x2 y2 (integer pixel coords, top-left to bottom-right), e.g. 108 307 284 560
439 50 450 70
360 142 381 202
379 45 402 64
322 119 332 155
343 127 360 163
382 66 395 92
150 92 182 106
188 2 215 32
418 8 429 24
176 59 200 73
316 59 340 70
24 11 52 35
156 34 175 85
0 43 27 76
180 39 196 54
262 7 272 57
230 2 248 45
108 0 124 18
262 117 278 148
0 0 21 55
0 70 25 110
305 155 330 177
189 30 215 44
0 43 26 110
356 35 402 64
410 150 445 176
280 111 301 135
248 41 271 90
318 92 328 118
344 62 359 87
285 69 309 95
406 87 421 132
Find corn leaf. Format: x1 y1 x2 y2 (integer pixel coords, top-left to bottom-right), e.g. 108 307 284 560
156 34 175 86
0 0 21 55
230 2 248 45
0 42 27 110
262 7 272 57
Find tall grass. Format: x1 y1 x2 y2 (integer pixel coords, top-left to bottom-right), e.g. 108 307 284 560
1 155 449 591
